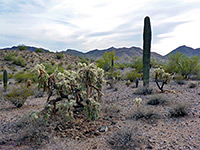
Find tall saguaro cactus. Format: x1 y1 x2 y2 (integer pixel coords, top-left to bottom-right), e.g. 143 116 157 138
143 16 152 87
3 69 8 92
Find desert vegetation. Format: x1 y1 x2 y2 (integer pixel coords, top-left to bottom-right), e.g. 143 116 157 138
0 17 200 150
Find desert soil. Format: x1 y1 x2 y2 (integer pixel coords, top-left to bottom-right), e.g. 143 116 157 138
0 80 200 150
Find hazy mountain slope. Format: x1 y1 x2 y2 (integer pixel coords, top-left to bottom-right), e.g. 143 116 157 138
165 45 200 57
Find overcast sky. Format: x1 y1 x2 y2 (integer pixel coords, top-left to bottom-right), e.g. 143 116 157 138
0 0 200 55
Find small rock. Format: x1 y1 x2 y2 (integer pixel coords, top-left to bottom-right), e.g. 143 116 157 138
99 126 108 132
146 144 153 149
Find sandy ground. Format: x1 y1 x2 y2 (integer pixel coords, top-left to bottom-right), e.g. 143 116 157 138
0 80 200 150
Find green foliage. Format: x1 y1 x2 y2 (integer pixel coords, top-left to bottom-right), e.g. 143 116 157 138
13 56 26 67
131 57 143 73
79 57 89 65
4 52 17 61
4 52 26 67
67 64 73 70
96 51 119 71
14 71 38 83
3 70 8 91
143 16 152 87
35 48 44 53
3 84 35 108
18 44 27 51
56 53 64 59
122 70 142 82
84 99 100 120
0 73 13 81
165 52 200 78
115 63 131 70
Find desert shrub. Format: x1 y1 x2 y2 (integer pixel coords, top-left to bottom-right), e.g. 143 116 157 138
9 65 17 72
4 52 17 61
35 48 44 53
147 95 169 106
67 64 73 70
3 84 35 108
79 57 89 65
174 74 186 85
18 44 27 51
56 53 64 59
134 87 153 95
13 56 26 67
115 63 130 70
169 103 188 118
126 106 160 122
165 52 200 78
14 71 37 83
122 70 142 82
108 127 142 150
96 51 119 71
188 81 198 88
131 56 143 73
101 104 120 118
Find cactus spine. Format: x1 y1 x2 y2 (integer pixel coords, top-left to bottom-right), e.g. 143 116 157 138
3 69 8 92
143 16 152 87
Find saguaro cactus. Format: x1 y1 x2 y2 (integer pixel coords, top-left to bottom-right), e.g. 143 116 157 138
3 69 8 92
143 16 152 87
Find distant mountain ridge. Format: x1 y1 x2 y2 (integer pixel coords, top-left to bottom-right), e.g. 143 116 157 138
64 46 166 63
0 45 49 52
165 45 200 57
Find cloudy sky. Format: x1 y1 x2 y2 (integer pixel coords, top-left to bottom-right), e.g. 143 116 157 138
0 0 200 55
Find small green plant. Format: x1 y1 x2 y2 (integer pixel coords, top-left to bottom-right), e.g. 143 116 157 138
3 84 35 108
13 56 26 67
4 52 17 61
56 53 64 59
35 48 44 53
152 68 173 92
122 70 142 82
3 69 8 92
18 44 27 51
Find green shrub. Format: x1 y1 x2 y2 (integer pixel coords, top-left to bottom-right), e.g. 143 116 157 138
0 73 13 81
67 64 73 70
14 71 37 83
3 84 35 108
13 56 26 67
35 48 44 53
56 53 64 59
18 45 27 51
122 70 142 82
79 57 89 65
4 52 17 61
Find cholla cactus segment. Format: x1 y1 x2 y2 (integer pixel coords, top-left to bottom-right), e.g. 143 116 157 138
152 68 172 83
133 98 142 107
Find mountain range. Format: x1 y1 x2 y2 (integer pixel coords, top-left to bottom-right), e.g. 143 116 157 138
1 45 200 63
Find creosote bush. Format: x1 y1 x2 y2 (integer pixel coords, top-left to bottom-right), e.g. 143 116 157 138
147 95 169 106
108 127 143 150
169 103 188 118
134 87 153 95
3 84 35 108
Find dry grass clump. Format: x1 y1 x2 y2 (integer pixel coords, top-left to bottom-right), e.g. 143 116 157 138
3 84 35 108
169 103 188 118
134 87 154 95
126 106 160 123
188 81 198 88
108 127 143 150
147 94 169 106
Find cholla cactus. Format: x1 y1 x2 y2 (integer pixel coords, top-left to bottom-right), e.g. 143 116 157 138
133 98 142 107
33 63 104 121
152 68 173 92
